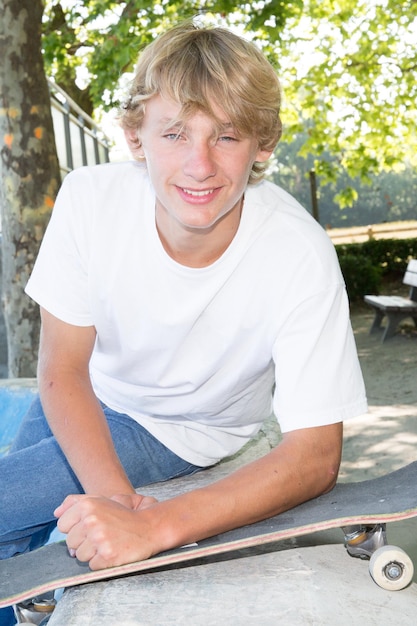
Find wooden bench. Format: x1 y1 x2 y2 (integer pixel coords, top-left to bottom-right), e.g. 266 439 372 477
364 259 417 342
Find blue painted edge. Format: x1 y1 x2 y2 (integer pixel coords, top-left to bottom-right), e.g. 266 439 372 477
0 383 38 456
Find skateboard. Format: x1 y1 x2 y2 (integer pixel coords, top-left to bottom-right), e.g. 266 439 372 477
1 461 416 610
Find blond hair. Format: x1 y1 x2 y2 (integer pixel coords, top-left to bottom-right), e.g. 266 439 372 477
120 21 282 183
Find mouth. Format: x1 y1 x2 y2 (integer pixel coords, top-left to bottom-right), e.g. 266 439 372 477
181 188 215 197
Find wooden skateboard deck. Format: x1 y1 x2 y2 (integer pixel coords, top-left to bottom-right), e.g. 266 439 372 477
1 461 417 607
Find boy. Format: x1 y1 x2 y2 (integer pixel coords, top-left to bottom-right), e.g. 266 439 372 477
1 21 366 578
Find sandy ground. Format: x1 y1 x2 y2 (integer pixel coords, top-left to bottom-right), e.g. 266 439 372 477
341 308 417 481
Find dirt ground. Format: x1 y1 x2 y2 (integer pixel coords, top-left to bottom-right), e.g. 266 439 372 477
340 307 417 481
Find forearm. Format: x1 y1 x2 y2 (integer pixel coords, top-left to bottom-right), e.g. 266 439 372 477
148 423 343 551
38 362 134 497
56 422 342 569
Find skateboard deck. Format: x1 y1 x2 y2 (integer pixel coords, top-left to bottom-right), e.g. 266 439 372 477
1 461 417 607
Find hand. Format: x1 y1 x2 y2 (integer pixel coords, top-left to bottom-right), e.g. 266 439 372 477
110 492 157 510
54 493 159 570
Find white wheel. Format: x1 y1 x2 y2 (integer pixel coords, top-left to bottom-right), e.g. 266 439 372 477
369 545 414 591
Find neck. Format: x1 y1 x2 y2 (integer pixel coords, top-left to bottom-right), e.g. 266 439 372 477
155 202 243 268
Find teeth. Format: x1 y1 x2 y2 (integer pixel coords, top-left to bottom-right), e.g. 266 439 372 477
183 188 214 197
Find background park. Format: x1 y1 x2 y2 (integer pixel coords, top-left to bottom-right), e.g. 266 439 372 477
0 1 417 620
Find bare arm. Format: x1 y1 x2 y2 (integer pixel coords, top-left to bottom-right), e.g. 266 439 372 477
38 307 135 497
56 421 342 569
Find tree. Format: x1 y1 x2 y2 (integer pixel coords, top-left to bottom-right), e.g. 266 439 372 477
278 0 417 205
275 134 417 227
41 0 301 112
0 0 61 376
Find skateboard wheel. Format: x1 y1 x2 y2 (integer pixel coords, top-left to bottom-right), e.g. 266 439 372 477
369 545 414 591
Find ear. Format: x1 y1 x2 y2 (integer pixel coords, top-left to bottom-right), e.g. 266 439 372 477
123 128 145 159
255 148 273 163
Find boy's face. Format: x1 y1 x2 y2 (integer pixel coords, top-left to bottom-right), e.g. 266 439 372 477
126 95 271 238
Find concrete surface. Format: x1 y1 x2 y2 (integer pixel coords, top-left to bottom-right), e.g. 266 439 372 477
48 542 417 626
46 415 417 626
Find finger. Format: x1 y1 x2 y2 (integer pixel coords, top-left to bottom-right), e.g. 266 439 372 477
67 533 97 565
88 549 114 571
54 494 84 518
56 497 91 534
67 515 114 567
64 508 101 562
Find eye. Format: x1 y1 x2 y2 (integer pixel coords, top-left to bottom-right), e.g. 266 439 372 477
218 135 238 143
164 132 181 141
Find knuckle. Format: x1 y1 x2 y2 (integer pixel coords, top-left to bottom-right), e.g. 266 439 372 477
84 513 100 530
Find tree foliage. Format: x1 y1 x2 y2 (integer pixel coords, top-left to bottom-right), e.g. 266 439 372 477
41 0 302 114
280 0 417 204
275 133 417 227
42 0 417 206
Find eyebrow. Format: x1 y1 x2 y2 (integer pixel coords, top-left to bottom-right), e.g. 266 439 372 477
218 122 234 131
159 118 235 134
159 117 181 128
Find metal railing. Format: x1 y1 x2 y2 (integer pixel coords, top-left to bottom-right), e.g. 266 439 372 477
48 79 110 177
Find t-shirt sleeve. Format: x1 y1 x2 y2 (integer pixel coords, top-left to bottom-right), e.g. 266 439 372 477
272 283 367 432
25 170 94 326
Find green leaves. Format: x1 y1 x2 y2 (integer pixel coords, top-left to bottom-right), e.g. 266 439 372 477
277 0 417 205
41 0 417 207
42 0 301 110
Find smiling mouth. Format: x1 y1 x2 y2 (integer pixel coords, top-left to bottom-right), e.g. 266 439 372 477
181 188 215 197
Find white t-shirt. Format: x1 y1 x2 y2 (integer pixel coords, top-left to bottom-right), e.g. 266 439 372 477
25 161 367 466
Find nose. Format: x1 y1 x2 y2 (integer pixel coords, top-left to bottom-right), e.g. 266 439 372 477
183 140 216 181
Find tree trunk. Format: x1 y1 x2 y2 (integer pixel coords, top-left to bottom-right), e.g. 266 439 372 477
0 0 61 377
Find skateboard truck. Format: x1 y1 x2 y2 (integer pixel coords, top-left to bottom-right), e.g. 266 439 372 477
13 592 56 625
343 523 387 559
343 524 414 591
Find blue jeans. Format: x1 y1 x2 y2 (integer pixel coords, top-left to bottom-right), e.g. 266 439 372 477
0 396 203 560
0 607 15 626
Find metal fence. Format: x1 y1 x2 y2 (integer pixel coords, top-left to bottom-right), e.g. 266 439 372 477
48 78 110 177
